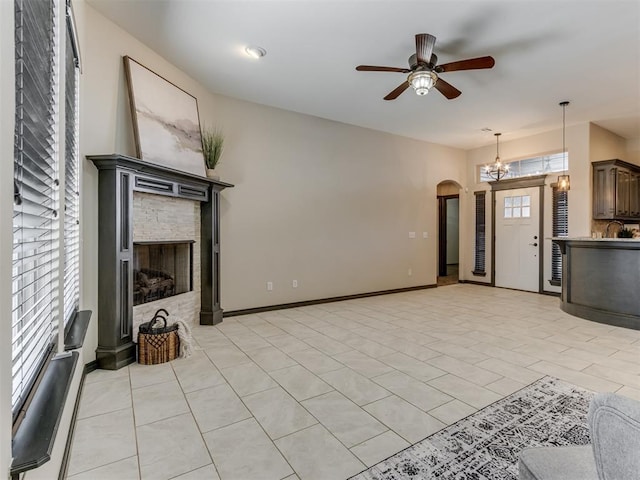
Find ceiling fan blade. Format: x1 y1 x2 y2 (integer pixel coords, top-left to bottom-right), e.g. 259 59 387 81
434 78 462 99
436 56 495 73
416 33 436 65
384 81 411 100
356 65 411 73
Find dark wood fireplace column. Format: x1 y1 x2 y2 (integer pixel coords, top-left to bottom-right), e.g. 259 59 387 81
88 154 233 369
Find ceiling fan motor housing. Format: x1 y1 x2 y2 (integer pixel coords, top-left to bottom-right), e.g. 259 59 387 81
409 53 438 70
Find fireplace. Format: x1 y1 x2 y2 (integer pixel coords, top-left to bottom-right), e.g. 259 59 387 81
133 241 194 306
88 154 233 370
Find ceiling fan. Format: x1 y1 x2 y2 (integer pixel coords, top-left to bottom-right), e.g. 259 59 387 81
356 33 495 100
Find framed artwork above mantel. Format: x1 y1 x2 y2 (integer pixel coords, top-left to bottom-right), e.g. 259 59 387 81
123 56 206 177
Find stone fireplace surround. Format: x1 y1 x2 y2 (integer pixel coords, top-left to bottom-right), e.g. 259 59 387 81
89 154 233 370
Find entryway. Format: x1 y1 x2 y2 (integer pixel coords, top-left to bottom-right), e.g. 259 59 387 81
437 181 461 286
491 176 545 293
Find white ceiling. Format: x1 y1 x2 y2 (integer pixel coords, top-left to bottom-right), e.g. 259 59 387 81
87 0 640 150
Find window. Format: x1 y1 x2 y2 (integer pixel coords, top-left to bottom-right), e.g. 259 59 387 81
479 152 568 183
63 2 80 325
550 185 568 286
473 191 486 276
12 0 60 411
503 195 531 219
12 0 80 413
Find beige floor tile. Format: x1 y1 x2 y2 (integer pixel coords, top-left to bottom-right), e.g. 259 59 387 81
275 424 364 480
427 374 502 409
204 344 252 369
583 364 640 389
137 413 211 480
320 368 391 406
301 391 387 447
266 334 311 353
289 348 344 374
528 361 622 392
129 362 176 389
389 341 440 362
68 409 137 476
474 357 543 385
171 464 220 480
343 337 397 358
428 399 477 425
220 362 277 397
77 376 132 419
204 418 293 480
67 456 139 480
350 430 410 467
243 387 318 439
269 365 334 401
468 342 538 367
246 323 287 338
485 376 529 396
379 352 447 382
186 383 251 433
247 346 298 372
171 351 226 393
333 350 395 378
373 370 453 411
83 367 129 385
132 379 189 426
302 334 351 355
228 332 272 352
427 355 502 386
364 395 445 443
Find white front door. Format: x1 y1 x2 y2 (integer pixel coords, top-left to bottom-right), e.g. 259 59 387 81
495 187 540 292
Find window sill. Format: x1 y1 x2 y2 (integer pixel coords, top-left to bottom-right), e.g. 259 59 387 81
11 352 79 477
472 270 487 277
64 310 92 350
548 279 561 287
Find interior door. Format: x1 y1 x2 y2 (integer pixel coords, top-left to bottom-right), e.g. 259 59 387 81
495 187 540 292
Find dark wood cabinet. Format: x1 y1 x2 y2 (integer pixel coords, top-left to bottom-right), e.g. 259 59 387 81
592 159 640 220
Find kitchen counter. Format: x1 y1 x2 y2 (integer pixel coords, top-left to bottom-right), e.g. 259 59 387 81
552 238 640 330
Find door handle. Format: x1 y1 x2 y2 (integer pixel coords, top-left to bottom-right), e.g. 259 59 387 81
529 242 538 247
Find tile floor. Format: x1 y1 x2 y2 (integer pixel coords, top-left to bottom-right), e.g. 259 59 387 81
67 284 640 480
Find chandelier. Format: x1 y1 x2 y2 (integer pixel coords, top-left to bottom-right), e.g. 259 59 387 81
484 133 509 181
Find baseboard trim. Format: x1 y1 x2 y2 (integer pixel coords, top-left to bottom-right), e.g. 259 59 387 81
224 284 437 317
58 362 95 480
458 279 493 286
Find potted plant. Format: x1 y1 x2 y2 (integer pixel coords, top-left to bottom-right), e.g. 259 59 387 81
201 126 224 179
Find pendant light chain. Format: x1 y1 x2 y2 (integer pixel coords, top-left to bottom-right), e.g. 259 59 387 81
558 101 570 191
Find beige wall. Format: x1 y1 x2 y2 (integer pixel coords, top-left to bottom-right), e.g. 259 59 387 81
75 2 467 361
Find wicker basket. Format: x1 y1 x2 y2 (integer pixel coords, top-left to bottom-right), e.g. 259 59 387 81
138 309 180 365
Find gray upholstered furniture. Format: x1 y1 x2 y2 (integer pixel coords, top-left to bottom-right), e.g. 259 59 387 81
519 392 640 480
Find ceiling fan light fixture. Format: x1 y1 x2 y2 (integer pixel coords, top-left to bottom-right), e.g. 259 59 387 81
245 45 267 59
408 71 436 96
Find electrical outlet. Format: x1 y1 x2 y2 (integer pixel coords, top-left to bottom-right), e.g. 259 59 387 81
408 268 412 276
409 232 416 238
423 232 428 239
292 280 298 288
267 281 273 291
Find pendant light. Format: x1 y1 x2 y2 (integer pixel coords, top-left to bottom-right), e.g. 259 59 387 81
484 133 509 181
557 101 570 191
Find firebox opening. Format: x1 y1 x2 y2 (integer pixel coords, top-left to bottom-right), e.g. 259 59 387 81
133 241 194 306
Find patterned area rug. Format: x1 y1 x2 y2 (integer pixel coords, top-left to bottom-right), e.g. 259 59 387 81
350 377 594 480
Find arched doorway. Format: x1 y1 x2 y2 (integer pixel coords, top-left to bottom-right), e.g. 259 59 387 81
437 181 461 286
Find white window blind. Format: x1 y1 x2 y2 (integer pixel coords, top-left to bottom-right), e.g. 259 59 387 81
12 0 60 410
551 186 569 285
473 191 486 276
63 2 80 325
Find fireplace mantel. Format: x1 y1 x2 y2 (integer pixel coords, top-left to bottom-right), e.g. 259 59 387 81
88 154 234 369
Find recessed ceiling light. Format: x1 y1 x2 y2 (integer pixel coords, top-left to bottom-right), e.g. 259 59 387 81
245 46 267 59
